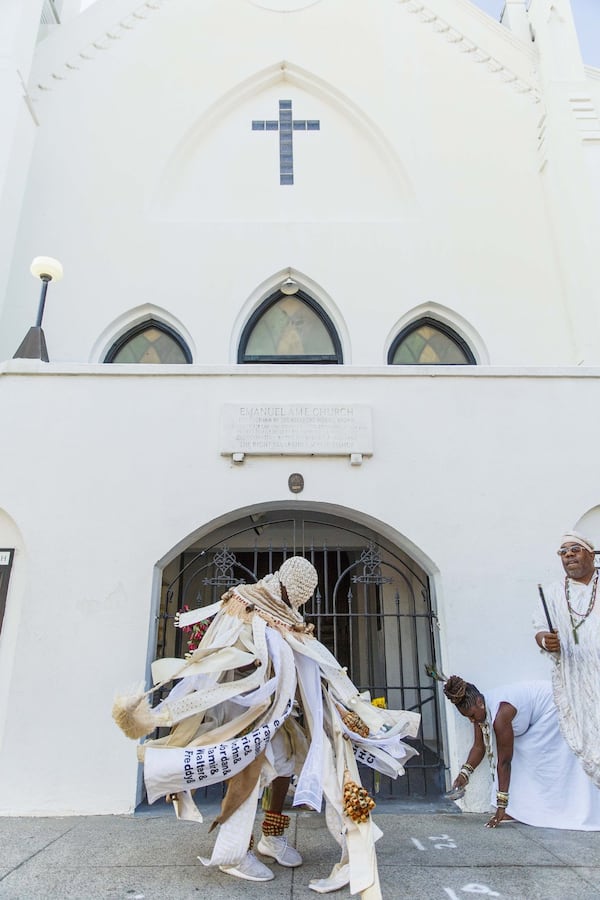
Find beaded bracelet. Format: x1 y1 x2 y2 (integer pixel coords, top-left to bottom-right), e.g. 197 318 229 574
262 811 290 836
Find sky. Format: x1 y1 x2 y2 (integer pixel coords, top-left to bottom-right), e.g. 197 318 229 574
473 0 600 68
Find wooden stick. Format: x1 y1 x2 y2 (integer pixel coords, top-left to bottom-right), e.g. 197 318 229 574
537 584 554 632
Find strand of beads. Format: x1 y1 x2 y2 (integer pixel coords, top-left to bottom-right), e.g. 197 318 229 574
565 572 598 644
479 716 495 776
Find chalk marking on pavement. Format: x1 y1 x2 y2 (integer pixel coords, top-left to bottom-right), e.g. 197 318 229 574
410 837 426 850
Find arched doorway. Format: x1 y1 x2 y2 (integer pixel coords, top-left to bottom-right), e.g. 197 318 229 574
154 508 445 800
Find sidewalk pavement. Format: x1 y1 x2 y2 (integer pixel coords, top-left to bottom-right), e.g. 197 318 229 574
1 800 599 900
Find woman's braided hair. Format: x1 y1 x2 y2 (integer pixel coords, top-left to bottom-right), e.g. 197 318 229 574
443 675 482 713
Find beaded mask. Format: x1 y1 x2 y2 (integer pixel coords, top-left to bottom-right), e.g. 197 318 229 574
278 556 318 610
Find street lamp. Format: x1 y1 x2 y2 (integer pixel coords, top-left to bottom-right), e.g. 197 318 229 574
13 256 63 361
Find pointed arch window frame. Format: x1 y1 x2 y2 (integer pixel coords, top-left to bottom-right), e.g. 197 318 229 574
238 289 343 364
104 318 193 364
387 316 476 366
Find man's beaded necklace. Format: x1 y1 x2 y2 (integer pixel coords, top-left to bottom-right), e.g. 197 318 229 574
565 571 599 645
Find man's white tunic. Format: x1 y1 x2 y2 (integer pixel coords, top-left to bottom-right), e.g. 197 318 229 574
535 574 600 788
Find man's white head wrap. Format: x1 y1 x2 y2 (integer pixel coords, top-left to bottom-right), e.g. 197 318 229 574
559 531 595 553
278 556 318 609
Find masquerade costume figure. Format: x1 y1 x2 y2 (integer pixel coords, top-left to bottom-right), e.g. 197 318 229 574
113 557 420 897
442 675 600 830
534 531 600 788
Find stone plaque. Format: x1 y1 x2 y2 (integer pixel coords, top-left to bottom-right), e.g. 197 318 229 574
221 404 373 458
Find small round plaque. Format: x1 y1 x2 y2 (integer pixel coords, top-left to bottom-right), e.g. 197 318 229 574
288 473 304 494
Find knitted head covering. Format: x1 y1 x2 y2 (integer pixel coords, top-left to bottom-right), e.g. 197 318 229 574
559 531 595 553
278 556 318 609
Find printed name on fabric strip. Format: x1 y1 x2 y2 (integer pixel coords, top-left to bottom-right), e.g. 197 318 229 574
144 703 292 804
353 743 408 777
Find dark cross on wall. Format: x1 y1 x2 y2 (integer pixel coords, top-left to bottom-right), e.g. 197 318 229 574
252 99 320 185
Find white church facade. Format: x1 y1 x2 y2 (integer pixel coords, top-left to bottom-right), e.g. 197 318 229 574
0 0 599 816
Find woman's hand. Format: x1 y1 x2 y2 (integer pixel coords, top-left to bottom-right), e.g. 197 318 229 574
453 772 468 789
485 808 508 828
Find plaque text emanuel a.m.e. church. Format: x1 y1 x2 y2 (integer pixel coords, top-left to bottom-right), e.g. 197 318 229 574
220 404 373 463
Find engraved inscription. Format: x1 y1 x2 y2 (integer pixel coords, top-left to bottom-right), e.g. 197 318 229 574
220 404 373 457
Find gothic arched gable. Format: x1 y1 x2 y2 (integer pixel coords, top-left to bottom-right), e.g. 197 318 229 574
150 61 416 223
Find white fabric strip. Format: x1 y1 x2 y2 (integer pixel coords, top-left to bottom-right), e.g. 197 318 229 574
353 743 408 778
285 633 345 669
151 647 256 685
199 778 262 867
161 666 265 725
229 675 278 707
176 600 223 628
161 615 269 724
318 691 382 900
341 730 382 899
260 625 297 725
144 619 298 805
329 698 418 775
155 670 217 707
293 651 324 811
144 715 292 804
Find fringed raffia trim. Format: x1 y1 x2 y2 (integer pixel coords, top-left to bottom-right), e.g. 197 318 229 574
221 592 256 624
112 692 166 740
222 590 314 636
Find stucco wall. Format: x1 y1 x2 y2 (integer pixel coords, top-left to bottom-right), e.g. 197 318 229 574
1 0 599 817
0 362 597 814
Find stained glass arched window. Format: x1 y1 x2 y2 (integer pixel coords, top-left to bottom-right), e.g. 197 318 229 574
105 320 192 364
239 291 342 364
388 317 475 365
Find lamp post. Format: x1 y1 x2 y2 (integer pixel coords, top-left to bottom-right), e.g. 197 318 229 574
13 256 63 361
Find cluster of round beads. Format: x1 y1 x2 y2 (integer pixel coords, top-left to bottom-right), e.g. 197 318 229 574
338 705 369 737
343 774 376 823
262 811 290 836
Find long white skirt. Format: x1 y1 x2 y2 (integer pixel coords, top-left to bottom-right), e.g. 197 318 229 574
486 680 600 830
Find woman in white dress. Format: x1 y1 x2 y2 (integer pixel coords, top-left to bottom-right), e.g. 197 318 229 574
443 675 600 830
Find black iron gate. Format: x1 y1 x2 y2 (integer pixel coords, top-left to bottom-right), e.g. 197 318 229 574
155 513 445 799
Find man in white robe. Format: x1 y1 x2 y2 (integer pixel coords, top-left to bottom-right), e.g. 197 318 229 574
534 531 600 788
